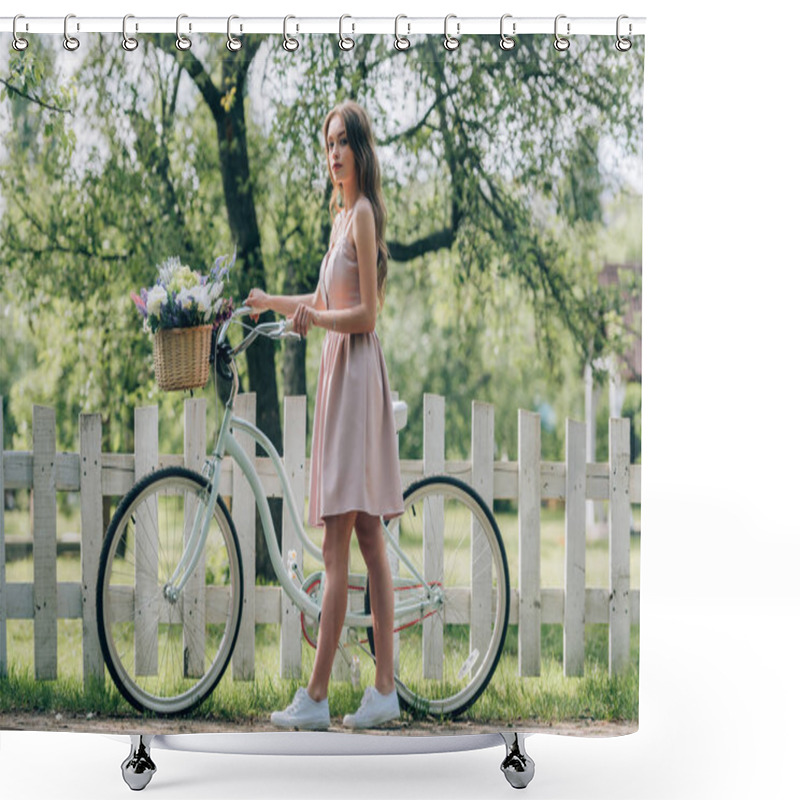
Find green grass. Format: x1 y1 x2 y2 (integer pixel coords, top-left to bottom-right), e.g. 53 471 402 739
0 621 638 724
467 625 639 724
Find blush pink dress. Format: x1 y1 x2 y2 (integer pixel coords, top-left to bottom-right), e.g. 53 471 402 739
307 207 404 528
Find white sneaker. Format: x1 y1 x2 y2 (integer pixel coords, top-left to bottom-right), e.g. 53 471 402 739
343 686 401 729
271 688 330 730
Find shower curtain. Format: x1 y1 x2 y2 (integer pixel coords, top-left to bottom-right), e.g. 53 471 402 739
0 19 644 741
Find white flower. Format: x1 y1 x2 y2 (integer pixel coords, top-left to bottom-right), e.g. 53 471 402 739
157 256 182 287
175 287 196 310
146 285 167 317
194 285 212 320
169 265 200 293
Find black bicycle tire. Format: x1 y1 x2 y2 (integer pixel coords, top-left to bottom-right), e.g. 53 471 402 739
366 474 510 719
96 466 244 715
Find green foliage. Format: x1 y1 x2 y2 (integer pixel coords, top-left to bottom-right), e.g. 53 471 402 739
1 34 643 458
1 39 232 451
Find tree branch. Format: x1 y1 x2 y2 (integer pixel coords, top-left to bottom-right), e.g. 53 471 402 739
387 228 456 262
149 35 222 124
0 78 74 115
5 243 129 262
378 85 459 147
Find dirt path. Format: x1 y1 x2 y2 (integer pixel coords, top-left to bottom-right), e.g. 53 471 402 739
0 712 636 738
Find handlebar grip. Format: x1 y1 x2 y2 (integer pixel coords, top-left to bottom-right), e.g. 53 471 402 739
283 318 302 341
266 318 301 341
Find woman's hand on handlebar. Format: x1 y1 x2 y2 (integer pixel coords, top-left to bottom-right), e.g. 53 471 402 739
244 289 271 320
290 303 318 338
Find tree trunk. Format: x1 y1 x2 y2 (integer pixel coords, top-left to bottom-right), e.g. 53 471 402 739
282 255 311 400
216 60 282 582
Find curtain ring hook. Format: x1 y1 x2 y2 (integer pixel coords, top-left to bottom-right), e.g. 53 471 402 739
338 15 355 51
283 15 300 51
500 14 516 51
394 14 410 51
615 15 632 52
176 13 192 51
443 14 460 51
227 15 242 52
63 13 80 51
122 14 139 52
553 14 570 52
12 15 29 51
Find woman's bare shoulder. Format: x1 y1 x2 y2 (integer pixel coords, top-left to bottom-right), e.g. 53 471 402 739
352 197 375 230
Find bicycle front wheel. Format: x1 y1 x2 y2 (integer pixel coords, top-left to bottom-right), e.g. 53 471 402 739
368 476 510 718
97 467 243 714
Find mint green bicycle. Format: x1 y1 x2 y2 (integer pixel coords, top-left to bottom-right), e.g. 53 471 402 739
97 307 510 718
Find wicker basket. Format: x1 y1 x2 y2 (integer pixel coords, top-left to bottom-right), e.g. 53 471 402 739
153 325 213 392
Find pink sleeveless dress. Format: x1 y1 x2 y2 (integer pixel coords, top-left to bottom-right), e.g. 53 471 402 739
307 208 404 528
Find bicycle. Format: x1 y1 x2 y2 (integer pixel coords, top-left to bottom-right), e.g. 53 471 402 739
97 307 510 718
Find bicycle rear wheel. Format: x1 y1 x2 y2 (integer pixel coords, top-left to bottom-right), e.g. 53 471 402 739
367 476 509 718
97 467 243 714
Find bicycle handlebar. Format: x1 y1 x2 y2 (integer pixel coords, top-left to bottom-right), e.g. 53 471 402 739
217 307 300 359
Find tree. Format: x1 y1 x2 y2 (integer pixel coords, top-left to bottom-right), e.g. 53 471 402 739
1 32 643 518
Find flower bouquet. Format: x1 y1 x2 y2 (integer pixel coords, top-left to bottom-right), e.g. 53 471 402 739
131 252 236 391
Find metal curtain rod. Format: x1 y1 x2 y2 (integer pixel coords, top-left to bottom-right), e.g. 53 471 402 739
0 15 646 37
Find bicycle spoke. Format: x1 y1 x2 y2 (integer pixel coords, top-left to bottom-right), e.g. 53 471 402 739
368 477 509 718
98 468 243 714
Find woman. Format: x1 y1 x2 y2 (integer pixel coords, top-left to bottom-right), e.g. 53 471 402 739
245 101 404 730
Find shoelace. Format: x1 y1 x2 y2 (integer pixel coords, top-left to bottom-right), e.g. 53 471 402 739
355 687 378 712
285 693 304 713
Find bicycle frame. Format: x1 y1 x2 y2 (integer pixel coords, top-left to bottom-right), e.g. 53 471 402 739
164 314 440 630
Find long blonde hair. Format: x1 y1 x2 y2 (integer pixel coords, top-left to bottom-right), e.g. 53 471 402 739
323 101 389 306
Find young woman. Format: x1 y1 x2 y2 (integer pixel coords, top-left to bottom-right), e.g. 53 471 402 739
245 101 404 730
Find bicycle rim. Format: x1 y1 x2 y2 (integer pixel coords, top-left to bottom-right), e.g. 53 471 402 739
97 468 243 714
369 476 509 718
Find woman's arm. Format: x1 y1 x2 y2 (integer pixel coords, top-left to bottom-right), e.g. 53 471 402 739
295 200 378 336
245 213 348 322
244 287 322 319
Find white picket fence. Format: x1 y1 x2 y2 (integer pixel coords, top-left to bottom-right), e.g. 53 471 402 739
0 394 640 689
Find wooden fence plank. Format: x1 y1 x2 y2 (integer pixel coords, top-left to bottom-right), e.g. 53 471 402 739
134 406 159 676
388 392 402 675
0 397 6 677
5 581 642 627
471 402 494 677
79 414 104 686
1 398 643 684
423 394 445 679
232 392 257 681
5 583 83 619
509 588 640 626
33 405 58 680
609 417 632 674
630 465 642 504
281 395 306 679
1 451 643 504
518 410 541 676
564 418 586 677
183 398 206 678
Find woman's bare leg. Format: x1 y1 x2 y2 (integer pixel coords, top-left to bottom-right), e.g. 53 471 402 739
354 512 395 695
306 511 357 702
